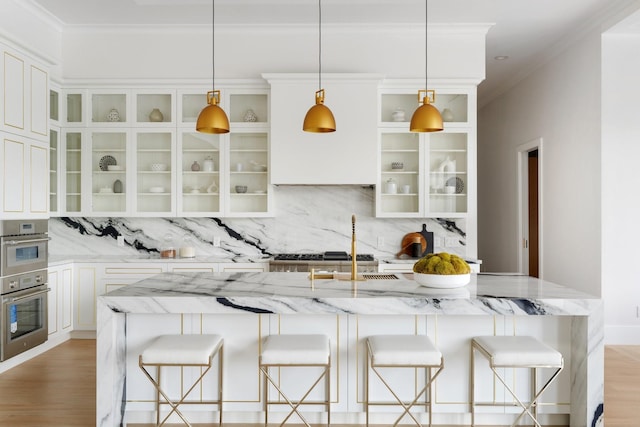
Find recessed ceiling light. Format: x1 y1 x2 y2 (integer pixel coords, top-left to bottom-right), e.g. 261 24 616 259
494 55 509 61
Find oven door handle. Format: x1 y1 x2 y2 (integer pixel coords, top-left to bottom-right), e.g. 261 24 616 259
9 287 51 302
3 237 51 246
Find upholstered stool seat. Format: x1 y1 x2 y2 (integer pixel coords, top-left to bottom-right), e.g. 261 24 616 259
260 334 331 427
139 334 224 426
366 335 444 427
471 336 564 427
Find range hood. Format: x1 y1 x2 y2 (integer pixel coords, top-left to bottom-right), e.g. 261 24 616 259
264 73 382 185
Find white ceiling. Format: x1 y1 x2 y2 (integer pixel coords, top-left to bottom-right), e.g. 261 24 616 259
27 0 640 105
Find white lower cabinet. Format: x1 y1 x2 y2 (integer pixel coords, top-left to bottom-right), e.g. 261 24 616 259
74 262 166 330
377 263 414 274
166 262 217 273
47 264 73 337
219 262 268 273
72 261 268 331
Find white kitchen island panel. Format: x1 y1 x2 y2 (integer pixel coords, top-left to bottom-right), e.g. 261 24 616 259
97 272 602 426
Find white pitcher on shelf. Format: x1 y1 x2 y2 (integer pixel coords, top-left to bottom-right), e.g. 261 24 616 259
207 180 218 193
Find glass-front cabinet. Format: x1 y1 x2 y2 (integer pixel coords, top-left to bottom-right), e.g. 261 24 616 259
428 132 468 216
135 130 175 215
376 85 475 218
178 131 222 216
63 131 83 214
90 130 128 214
49 127 59 214
56 86 272 217
228 132 270 215
378 131 422 216
50 88 61 215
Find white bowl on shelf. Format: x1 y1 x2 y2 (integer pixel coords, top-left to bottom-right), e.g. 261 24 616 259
149 186 165 193
150 163 168 172
413 272 470 288
107 165 123 171
98 187 113 194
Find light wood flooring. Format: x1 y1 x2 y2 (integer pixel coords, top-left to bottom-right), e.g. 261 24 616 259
0 340 638 426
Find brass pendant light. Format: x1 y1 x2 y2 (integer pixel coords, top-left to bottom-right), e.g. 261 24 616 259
410 0 443 133
196 0 229 134
303 0 336 133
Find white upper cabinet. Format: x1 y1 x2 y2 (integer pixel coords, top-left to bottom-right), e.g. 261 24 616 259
264 73 381 185
376 83 477 221
1 44 49 142
55 85 272 217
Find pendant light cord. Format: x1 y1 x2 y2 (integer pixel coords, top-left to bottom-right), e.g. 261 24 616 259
424 0 428 92
212 0 216 90
318 0 322 91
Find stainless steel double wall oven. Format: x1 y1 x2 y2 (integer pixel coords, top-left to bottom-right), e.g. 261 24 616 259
0 220 50 361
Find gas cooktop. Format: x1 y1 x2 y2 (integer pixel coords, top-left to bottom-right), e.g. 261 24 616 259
272 252 375 262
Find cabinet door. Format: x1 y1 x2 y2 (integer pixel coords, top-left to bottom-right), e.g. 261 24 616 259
376 131 423 217
102 264 166 294
134 130 175 215
3 51 25 131
47 268 59 335
30 64 48 137
133 90 174 125
2 49 49 140
61 266 73 331
177 131 222 216
426 132 468 216
90 90 129 125
49 127 59 214
90 130 128 215
75 265 98 330
227 131 272 216
62 131 83 214
2 138 24 214
29 142 48 215
219 262 268 273
167 263 217 273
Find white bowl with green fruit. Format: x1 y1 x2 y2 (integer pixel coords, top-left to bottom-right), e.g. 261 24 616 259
413 252 471 288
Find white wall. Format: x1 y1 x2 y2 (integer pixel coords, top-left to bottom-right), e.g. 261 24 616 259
59 25 487 82
602 32 640 344
478 31 602 298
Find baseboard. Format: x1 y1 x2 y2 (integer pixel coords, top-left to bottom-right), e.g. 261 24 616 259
70 330 97 339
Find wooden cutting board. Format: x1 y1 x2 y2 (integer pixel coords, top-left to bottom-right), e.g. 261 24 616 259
397 232 426 257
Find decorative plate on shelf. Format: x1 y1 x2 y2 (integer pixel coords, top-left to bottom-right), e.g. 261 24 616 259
99 155 117 171
445 177 464 194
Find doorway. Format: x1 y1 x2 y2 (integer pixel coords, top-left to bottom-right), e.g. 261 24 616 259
517 139 542 278
528 150 539 277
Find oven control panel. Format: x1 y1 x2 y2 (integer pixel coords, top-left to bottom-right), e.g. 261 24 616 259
1 269 47 295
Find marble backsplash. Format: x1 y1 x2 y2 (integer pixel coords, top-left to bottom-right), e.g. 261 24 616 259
48 186 466 261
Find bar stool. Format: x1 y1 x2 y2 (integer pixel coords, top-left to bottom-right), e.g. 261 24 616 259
139 334 224 427
259 334 331 427
365 335 444 427
470 336 564 427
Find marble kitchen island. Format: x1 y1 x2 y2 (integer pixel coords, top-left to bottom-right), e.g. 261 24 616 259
97 272 603 426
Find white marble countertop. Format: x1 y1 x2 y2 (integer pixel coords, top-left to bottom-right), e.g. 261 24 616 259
100 271 599 316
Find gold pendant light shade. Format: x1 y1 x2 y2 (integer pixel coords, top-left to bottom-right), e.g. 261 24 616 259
303 89 336 133
410 89 443 132
196 90 230 134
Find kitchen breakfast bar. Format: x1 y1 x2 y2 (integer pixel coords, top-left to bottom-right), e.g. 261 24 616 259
97 272 603 426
